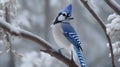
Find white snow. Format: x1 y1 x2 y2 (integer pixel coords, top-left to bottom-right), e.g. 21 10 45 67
112 41 120 49
20 51 54 67
20 51 41 67
106 13 120 62
106 13 120 35
108 41 120 62
107 13 117 21
0 18 21 34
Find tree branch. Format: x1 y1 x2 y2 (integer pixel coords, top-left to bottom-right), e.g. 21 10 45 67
0 19 78 67
4 3 15 67
104 0 120 15
79 0 115 67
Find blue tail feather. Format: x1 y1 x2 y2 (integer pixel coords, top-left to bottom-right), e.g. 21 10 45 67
74 46 86 67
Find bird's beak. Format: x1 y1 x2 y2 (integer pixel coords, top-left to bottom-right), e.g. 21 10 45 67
68 16 74 20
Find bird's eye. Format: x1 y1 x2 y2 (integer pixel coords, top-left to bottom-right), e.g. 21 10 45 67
61 12 67 16
62 13 66 16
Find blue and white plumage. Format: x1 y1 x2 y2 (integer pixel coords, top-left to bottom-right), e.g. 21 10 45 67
51 4 86 67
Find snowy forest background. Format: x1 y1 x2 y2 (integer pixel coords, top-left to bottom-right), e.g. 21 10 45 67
0 0 120 67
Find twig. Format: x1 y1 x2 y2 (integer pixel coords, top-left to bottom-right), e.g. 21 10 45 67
5 7 11 23
104 0 120 15
79 0 115 67
0 19 78 67
4 3 15 67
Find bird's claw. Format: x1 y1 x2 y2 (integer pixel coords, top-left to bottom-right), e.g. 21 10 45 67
58 48 64 54
71 51 74 62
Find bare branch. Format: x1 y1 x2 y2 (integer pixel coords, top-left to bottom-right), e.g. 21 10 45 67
104 0 120 15
0 19 78 67
79 0 115 67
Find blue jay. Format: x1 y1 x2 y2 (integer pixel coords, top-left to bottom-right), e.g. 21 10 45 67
51 4 86 67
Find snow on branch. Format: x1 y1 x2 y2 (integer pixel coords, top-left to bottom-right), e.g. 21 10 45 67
105 0 120 15
107 41 120 62
106 13 120 63
105 0 120 65
106 13 120 36
79 0 115 67
0 18 78 67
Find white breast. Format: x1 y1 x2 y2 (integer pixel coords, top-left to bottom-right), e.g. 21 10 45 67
51 23 71 48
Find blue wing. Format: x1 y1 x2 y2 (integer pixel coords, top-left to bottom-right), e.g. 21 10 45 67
61 22 83 51
61 22 87 67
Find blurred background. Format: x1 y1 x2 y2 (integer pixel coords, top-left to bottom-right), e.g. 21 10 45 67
0 0 120 67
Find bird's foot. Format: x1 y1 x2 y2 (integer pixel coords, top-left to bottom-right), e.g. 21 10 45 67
58 48 64 54
70 50 74 62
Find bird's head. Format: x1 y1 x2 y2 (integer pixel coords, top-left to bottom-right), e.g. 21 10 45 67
53 4 74 24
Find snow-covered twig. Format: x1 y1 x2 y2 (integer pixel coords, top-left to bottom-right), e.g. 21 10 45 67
0 18 78 67
105 0 120 63
106 13 120 36
106 13 120 63
79 0 115 67
107 41 120 62
0 0 17 66
104 0 120 15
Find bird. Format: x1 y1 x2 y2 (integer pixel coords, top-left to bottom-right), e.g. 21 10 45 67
51 4 86 67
